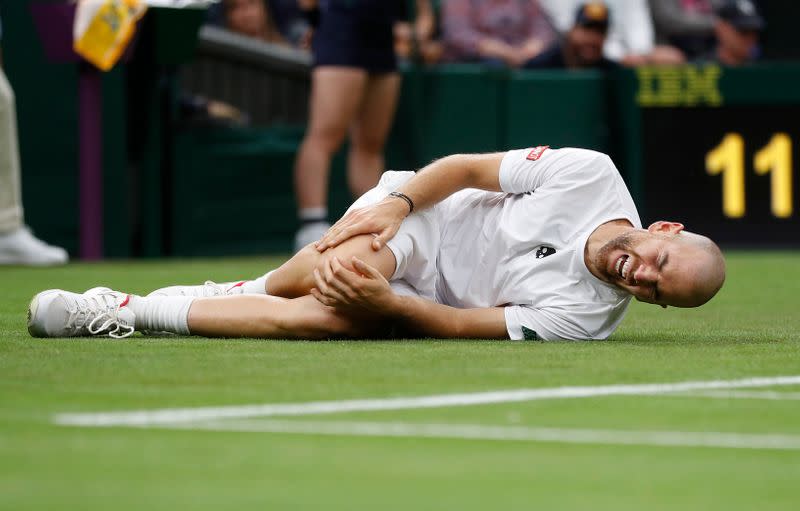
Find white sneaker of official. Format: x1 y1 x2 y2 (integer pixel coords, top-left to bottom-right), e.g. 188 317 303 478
0 226 68 266
28 287 136 339
293 221 330 253
147 280 247 298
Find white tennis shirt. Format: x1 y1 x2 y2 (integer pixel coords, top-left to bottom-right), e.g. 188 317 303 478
435 147 642 341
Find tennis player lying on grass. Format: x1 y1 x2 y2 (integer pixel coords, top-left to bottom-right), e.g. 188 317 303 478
28 146 726 341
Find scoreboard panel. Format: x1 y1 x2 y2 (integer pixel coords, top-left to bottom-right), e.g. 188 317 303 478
640 106 799 245
616 65 800 246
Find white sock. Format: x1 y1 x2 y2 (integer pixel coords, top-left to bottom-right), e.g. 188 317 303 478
128 296 193 335
299 207 327 222
241 270 273 295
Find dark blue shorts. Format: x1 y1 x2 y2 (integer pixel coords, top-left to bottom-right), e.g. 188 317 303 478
312 1 398 73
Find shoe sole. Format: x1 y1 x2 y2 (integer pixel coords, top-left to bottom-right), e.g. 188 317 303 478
27 290 60 338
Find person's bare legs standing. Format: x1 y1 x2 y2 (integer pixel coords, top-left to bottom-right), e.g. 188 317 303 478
347 72 401 197
293 67 368 251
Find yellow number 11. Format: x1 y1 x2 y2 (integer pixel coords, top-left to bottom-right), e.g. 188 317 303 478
706 133 794 218
754 134 793 218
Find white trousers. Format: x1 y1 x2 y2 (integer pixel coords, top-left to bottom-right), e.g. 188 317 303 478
0 67 23 233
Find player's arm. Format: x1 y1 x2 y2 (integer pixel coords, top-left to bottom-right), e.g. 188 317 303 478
316 152 506 251
350 277 509 338
311 256 509 339
390 297 507 339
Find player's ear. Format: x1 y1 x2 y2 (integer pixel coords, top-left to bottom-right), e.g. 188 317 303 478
648 221 684 234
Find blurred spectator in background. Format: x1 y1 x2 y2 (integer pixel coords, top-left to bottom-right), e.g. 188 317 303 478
292 0 434 251
223 0 288 45
525 2 616 69
270 0 313 47
178 92 249 127
0 17 67 265
698 0 764 65
541 0 684 65
649 0 716 61
441 0 556 67
210 0 312 48
394 0 442 65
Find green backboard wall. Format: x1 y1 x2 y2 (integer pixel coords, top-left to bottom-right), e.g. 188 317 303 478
504 69 610 152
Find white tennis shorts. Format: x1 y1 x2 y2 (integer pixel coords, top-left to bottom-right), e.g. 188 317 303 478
345 171 441 301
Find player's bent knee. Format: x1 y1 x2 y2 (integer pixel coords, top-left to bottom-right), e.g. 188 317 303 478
268 244 325 298
268 235 396 299
315 234 396 280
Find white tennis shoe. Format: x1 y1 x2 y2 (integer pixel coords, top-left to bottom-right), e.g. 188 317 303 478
0 226 68 266
28 287 136 339
147 280 247 298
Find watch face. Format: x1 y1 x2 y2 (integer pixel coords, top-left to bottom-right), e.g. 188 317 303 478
641 106 800 246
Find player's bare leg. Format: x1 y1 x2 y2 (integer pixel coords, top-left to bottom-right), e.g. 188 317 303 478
28 234 399 339
186 234 399 337
28 287 388 339
148 231 396 298
267 234 396 298
186 294 383 339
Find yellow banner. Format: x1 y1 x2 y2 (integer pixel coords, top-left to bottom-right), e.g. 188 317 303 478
74 0 148 71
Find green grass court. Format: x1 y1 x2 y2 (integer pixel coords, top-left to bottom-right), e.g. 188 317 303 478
1 252 799 510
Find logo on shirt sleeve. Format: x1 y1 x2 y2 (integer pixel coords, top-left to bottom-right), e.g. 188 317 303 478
526 146 550 161
521 326 541 341
535 245 556 258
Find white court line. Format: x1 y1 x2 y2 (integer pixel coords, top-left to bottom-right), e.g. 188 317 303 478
54 375 800 427
161 419 800 451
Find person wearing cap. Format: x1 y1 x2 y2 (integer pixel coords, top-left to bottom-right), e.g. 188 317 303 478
525 2 617 69
539 0 686 66
698 0 765 66
649 0 717 61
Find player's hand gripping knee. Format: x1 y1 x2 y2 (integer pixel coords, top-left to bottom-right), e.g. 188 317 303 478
311 256 397 314
315 196 410 252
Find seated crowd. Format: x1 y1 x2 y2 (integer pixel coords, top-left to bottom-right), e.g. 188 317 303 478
216 0 765 69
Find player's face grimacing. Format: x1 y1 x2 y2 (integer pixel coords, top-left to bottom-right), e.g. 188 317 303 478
596 221 726 308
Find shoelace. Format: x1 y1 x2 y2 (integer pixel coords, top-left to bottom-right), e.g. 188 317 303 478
88 311 135 339
64 292 135 339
